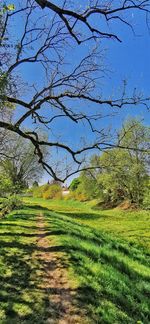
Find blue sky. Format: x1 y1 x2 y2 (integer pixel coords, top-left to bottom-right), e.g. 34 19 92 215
6 1 150 184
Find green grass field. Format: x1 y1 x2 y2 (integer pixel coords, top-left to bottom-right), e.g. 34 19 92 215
0 198 150 323
25 197 150 249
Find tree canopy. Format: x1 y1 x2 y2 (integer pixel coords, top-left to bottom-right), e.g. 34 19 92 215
75 119 150 205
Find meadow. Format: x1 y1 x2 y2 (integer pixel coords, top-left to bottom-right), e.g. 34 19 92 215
25 197 150 249
0 198 149 323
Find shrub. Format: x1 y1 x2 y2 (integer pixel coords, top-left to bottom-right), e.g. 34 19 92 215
69 178 81 191
54 191 63 200
1 195 23 217
65 190 87 202
32 184 50 198
0 198 5 211
22 188 33 197
63 193 72 201
32 186 43 198
42 184 62 199
0 175 13 197
32 183 62 200
32 181 39 187
74 192 88 202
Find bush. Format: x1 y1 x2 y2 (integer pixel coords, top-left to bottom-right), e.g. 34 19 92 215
0 175 13 197
1 195 23 217
32 186 43 198
0 198 5 211
65 190 87 202
69 178 81 191
32 184 50 198
42 184 62 199
32 183 62 200
74 192 88 202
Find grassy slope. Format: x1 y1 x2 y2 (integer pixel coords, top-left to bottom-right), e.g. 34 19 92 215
44 210 150 323
0 199 150 323
24 197 150 249
25 198 150 323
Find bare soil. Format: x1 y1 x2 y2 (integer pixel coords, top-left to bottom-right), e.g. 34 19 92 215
35 213 88 324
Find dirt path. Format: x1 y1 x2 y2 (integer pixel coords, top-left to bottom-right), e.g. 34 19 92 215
35 213 88 324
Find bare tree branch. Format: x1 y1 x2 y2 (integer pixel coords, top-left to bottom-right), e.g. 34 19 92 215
0 0 150 181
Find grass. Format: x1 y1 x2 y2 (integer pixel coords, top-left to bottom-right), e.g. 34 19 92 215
0 206 53 323
0 198 150 323
42 206 150 323
24 197 150 249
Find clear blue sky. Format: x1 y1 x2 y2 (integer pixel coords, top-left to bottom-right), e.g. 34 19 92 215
8 1 150 184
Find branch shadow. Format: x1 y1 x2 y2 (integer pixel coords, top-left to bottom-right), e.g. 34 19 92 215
0 210 77 323
0 204 149 323
44 210 150 323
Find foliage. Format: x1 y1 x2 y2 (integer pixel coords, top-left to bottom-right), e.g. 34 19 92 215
69 172 101 201
0 3 15 14
69 178 81 191
32 181 39 187
68 191 88 202
73 119 150 205
66 181 87 201
42 184 62 199
32 184 50 198
1 195 22 216
32 183 62 200
98 120 149 205
0 174 13 197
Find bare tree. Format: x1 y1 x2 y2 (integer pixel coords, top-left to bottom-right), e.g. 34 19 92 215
0 131 46 190
0 0 150 181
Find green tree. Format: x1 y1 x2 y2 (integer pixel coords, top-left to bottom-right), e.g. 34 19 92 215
69 178 81 191
117 119 150 203
33 181 39 187
79 119 150 205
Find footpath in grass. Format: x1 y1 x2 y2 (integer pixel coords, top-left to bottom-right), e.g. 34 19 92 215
44 208 150 323
0 201 150 323
36 212 87 323
0 205 88 323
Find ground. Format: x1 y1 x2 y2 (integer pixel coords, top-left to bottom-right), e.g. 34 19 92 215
0 198 149 323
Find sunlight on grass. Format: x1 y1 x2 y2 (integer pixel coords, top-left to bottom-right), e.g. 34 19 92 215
24 197 150 249
42 202 150 323
0 199 150 323
0 207 50 323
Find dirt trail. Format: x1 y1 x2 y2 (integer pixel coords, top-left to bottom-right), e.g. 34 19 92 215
36 213 88 324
